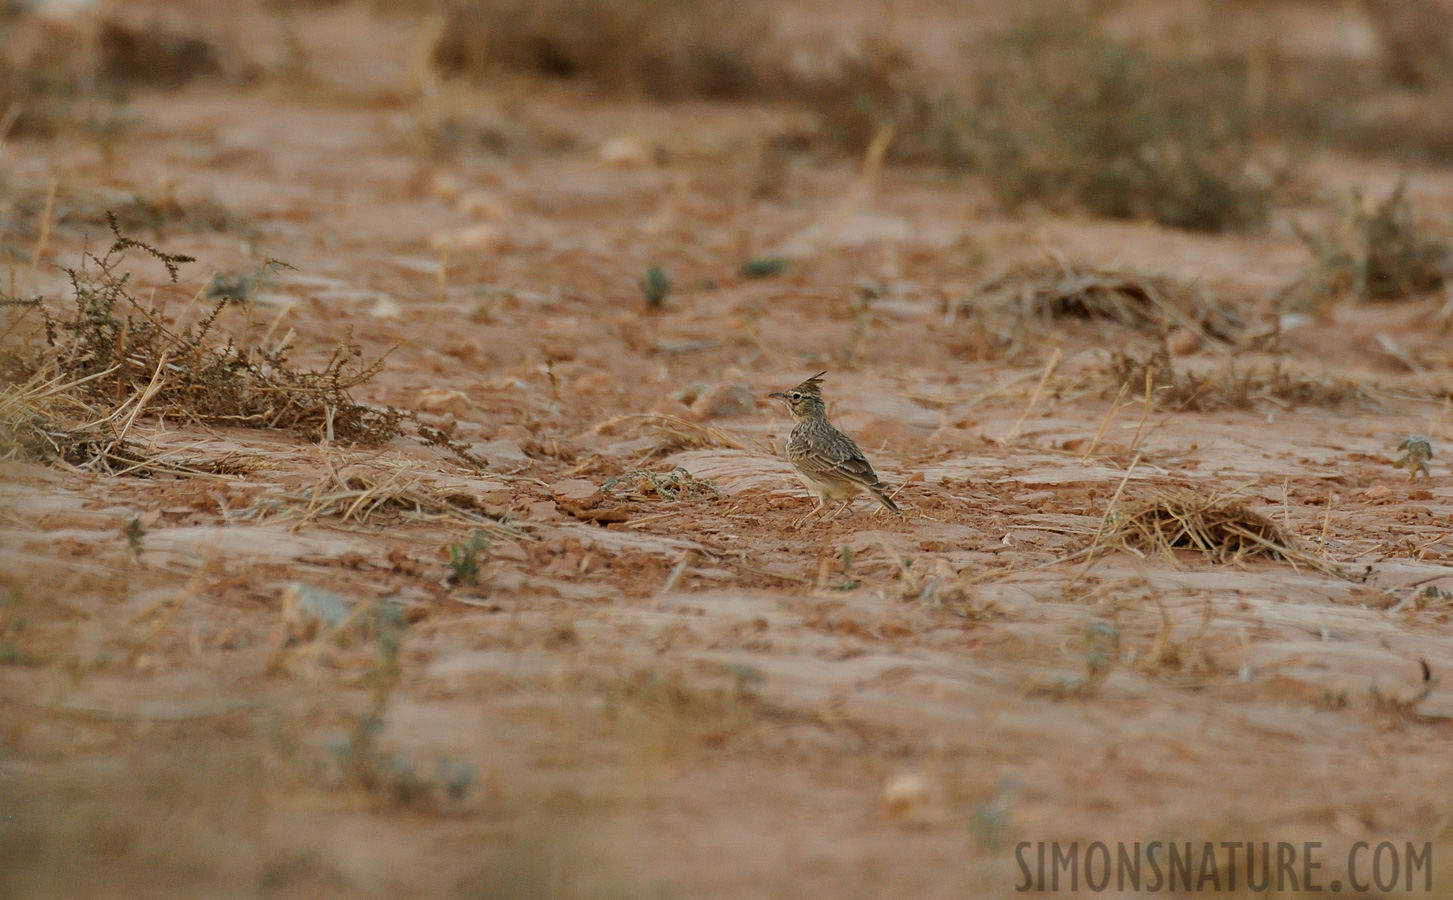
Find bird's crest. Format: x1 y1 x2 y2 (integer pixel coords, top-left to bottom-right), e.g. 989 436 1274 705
794 371 827 397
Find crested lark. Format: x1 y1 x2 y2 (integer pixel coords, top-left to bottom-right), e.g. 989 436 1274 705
769 371 902 528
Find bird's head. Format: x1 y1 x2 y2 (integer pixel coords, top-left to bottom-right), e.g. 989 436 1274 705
769 371 828 421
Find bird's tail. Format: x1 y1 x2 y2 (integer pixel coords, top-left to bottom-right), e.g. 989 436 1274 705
869 484 902 515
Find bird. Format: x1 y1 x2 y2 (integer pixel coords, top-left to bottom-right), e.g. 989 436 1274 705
768 371 902 528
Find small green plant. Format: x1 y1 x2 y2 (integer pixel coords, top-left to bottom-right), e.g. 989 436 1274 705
123 517 145 559
740 256 787 278
640 266 670 308
1394 434 1434 481
1026 620 1120 699
0 588 30 666
835 544 858 591
447 531 491 587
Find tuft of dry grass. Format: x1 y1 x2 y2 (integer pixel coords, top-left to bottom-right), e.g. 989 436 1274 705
969 259 1242 342
1096 488 1339 575
1289 181 1453 305
1104 349 1367 412
960 3 1280 232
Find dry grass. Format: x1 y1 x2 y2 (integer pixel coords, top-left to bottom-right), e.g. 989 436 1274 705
1362 0 1453 90
789 36 944 161
591 412 746 459
970 259 1242 342
1 216 403 467
0 12 229 142
1096 488 1339 575
960 3 1280 232
1104 349 1368 412
1289 181 1453 305
599 666 770 758
242 462 526 539
429 0 774 100
0 180 245 246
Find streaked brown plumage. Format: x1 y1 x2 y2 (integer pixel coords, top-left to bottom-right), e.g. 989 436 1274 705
769 372 901 527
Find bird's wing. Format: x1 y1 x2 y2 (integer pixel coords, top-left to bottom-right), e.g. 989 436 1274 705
800 430 880 486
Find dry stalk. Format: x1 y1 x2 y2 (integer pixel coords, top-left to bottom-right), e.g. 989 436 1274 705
244 464 527 539
1000 346 1062 446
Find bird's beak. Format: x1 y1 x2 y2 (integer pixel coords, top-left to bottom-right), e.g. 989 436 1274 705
768 391 785 401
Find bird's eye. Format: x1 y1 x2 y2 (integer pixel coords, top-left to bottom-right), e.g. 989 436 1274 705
790 392 800 400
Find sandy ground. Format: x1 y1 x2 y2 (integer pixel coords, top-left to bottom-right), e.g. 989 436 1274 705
4 3 1453 898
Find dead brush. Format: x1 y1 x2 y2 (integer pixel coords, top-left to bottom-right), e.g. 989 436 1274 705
1105 349 1368 411
962 2 1279 232
883 549 999 621
1095 488 1340 576
1288 181 1453 305
969 259 1242 342
1136 597 1224 685
1 215 404 470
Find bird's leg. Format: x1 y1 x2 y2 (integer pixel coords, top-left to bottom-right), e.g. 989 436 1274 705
823 498 854 521
793 496 826 530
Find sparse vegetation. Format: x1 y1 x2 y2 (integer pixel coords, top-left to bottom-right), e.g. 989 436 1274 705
244 464 524 536
592 412 745 458
970 260 1242 341
1105 349 1367 411
0 180 245 245
1025 620 1119 699
1289 181 1452 305
1 217 404 471
960 3 1280 232
429 0 774 100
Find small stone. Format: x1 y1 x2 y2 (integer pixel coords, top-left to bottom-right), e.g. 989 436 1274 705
493 541 529 563
689 383 757 420
417 387 470 417
599 136 652 168
456 190 510 220
881 772 937 824
1166 327 1200 356
429 224 503 254
552 479 604 510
